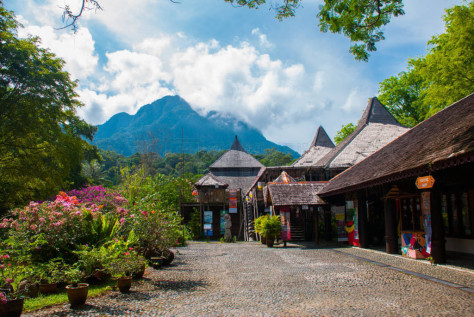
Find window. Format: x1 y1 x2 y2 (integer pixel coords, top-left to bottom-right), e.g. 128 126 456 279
443 191 473 239
400 197 422 232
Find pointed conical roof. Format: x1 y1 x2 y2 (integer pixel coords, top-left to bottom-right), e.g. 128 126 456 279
272 171 296 184
310 126 335 148
194 172 228 188
292 126 335 167
315 97 408 170
230 135 246 152
210 136 264 169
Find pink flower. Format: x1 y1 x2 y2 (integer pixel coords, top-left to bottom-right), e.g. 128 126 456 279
129 247 133 250
125 252 130 256
0 292 7 304
120 218 126 224
141 211 149 216
30 224 37 231
0 265 5 269
5 278 13 284
3 255 9 259
130 214 135 218
39 217 45 222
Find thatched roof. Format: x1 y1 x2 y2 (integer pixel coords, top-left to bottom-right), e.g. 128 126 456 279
267 182 328 206
320 93 474 196
271 171 296 184
215 174 262 194
195 173 228 188
210 136 264 169
292 126 335 167
315 97 408 170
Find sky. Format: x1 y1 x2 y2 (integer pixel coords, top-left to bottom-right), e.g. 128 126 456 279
4 0 462 154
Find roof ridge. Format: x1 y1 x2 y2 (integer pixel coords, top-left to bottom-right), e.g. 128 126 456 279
230 135 246 152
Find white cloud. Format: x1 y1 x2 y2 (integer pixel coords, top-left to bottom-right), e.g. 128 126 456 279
17 17 98 81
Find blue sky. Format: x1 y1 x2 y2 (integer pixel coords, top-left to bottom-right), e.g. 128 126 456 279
5 0 461 153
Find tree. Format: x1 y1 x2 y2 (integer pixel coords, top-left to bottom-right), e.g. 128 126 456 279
256 148 294 166
334 123 356 145
378 2 474 125
62 0 405 61
0 3 96 212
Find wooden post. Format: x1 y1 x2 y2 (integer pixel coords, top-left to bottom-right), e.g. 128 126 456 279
324 206 332 242
358 194 369 248
384 199 398 254
430 190 446 264
315 206 319 246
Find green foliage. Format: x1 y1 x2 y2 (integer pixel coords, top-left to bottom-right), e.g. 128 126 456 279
223 0 405 61
260 215 281 239
253 214 268 236
253 148 294 167
378 65 426 127
378 2 474 123
0 4 96 213
318 0 404 61
334 123 356 145
188 208 202 240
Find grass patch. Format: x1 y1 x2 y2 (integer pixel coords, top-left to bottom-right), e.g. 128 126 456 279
24 281 116 312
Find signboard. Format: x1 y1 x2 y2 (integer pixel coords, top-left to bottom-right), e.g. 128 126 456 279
280 207 291 241
229 190 238 213
416 176 435 189
203 223 212 230
220 210 227 234
421 192 432 254
204 211 213 224
333 206 347 242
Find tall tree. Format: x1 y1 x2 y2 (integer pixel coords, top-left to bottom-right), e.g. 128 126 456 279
0 3 96 212
334 123 356 145
378 2 474 126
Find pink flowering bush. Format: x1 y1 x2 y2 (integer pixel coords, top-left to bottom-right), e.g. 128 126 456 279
67 185 128 213
0 191 130 263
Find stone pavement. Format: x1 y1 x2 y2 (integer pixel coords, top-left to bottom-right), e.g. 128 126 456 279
25 242 474 316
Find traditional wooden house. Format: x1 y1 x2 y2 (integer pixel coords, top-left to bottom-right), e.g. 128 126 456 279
244 97 409 242
193 136 264 240
314 97 409 179
319 93 474 263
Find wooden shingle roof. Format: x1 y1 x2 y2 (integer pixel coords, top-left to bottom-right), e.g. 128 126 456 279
292 126 335 167
267 182 328 206
195 172 228 188
320 93 474 196
315 97 408 170
210 136 264 169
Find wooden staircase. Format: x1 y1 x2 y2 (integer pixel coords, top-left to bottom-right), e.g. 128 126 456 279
290 217 305 241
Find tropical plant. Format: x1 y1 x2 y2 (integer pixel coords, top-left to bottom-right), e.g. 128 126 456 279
260 215 281 240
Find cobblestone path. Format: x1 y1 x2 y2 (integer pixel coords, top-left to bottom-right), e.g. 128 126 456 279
26 242 474 316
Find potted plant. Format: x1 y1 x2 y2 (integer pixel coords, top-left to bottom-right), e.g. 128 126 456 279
261 215 281 248
254 215 269 244
106 251 144 293
65 265 88 308
37 260 63 294
0 253 25 317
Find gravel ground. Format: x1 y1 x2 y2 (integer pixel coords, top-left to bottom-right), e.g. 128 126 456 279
25 242 474 317
333 246 474 289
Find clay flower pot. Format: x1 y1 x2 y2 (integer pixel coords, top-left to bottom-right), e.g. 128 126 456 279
266 237 275 248
66 283 89 307
0 298 24 317
38 282 58 294
117 276 132 293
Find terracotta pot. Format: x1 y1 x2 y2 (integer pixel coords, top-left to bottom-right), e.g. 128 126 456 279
38 283 58 294
0 298 24 317
266 237 274 248
132 264 146 279
162 249 175 266
260 236 267 244
66 283 89 307
117 277 132 293
27 284 39 298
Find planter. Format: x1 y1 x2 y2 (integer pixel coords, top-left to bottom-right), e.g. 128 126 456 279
0 298 24 317
117 277 132 293
260 236 267 244
162 249 175 266
38 283 58 294
132 264 146 279
266 237 275 248
66 283 89 307
27 284 39 298
150 257 164 269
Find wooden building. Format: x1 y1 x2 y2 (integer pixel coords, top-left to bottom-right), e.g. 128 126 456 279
193 136 264 240
319 93 474 263
244 97 408 242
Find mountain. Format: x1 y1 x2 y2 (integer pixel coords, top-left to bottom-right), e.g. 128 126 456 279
92 95 299 158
